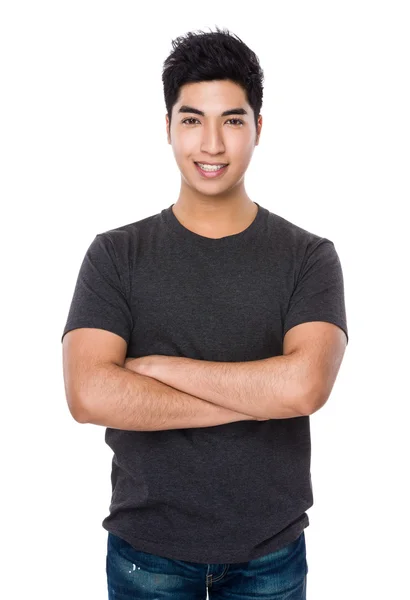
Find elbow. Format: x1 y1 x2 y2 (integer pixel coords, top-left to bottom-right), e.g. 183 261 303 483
299 384 328 416
67 393 90 424
72 407 89 424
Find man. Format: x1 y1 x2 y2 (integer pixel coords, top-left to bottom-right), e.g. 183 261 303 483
62 26 348 599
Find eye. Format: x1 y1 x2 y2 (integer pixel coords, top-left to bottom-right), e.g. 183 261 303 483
181 118 200 125
227 118 244 126
228 119 244 125
181 117 244 126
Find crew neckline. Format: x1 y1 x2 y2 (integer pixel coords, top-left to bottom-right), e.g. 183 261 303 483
162 201 266 247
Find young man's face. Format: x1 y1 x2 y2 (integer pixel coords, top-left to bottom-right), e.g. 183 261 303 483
166 79 262 196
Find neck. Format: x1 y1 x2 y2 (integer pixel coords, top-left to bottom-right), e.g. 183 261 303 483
172 192 258 239
174 181 254 224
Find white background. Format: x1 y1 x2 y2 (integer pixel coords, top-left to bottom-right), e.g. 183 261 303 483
1 1 409 598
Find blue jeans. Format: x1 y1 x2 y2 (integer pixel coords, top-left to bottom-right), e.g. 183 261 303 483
106 530 308 599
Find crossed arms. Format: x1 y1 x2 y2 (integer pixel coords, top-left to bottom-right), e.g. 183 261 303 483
125 320 347 420
63 320 347 429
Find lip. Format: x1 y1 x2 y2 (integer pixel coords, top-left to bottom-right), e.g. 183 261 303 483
195 161 228 166
194 162 229 179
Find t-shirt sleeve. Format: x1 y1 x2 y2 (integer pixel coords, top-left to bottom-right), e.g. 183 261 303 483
283 238 348 344
61 233 133 345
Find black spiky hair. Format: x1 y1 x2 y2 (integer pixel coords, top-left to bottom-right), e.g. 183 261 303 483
162 26 264 130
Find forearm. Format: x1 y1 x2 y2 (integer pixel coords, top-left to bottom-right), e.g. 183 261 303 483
138 354 310 420
79 363 260 431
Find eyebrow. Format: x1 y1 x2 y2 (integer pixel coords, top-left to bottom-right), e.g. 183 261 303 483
178 105 248 117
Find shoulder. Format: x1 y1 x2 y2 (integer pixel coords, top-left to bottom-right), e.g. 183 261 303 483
94 209 164 262
99 210 162 242
270 210 329 246
266 210 335 267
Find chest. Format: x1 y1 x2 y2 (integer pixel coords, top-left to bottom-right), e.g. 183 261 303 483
126 245 294 361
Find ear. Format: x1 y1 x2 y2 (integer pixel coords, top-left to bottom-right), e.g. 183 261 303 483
255 114 263 145
166 114 171 144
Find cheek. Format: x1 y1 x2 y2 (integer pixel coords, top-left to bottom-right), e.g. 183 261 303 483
230 148 253 169
173 138 196 160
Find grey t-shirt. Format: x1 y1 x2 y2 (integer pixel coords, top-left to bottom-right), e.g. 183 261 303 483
61 202 348 564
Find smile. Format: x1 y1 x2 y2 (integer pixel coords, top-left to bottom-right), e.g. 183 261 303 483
194 162 229 178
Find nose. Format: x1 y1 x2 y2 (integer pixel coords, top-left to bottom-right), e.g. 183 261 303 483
200 122 226 156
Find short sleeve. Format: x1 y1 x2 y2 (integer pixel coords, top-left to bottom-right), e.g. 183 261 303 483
61 233 133 345
283 239 348 344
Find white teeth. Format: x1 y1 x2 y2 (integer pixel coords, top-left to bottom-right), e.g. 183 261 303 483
197 163 227 171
